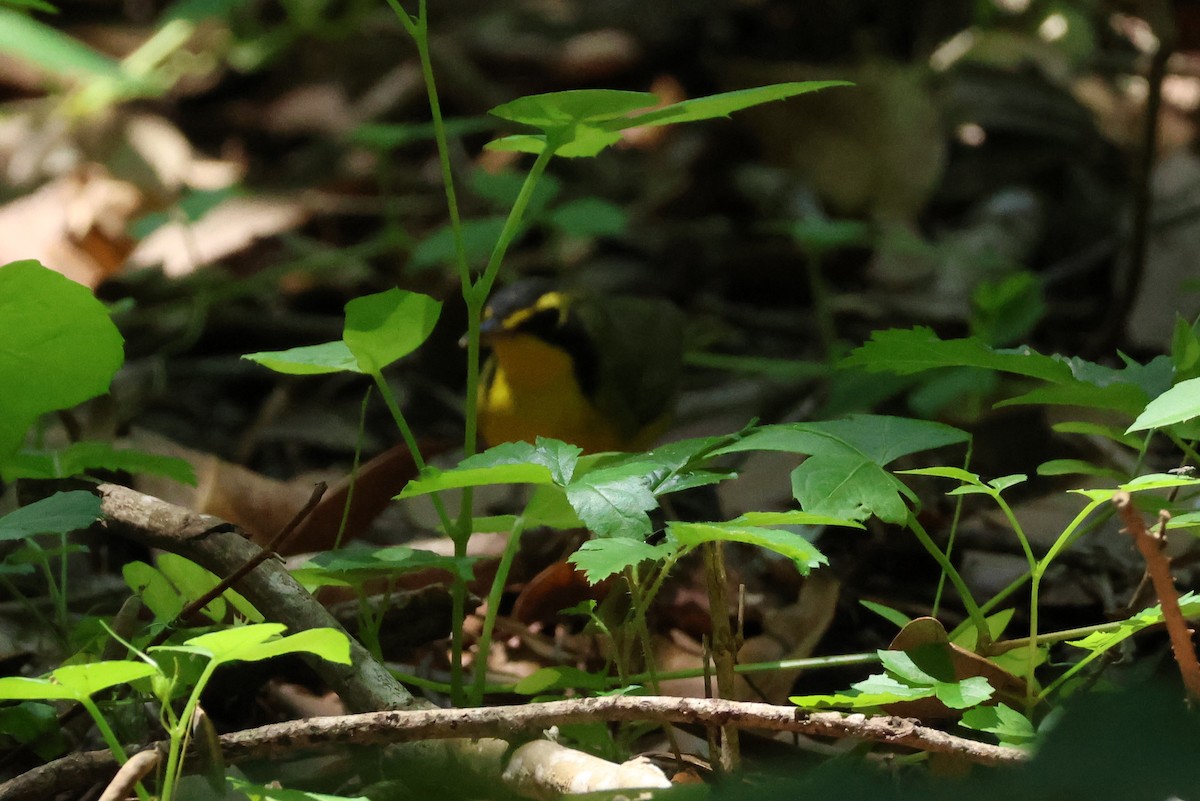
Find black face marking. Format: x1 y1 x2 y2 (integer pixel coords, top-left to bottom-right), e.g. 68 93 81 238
483 281 600 399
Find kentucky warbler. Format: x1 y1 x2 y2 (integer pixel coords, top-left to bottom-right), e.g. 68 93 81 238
477 280 685 453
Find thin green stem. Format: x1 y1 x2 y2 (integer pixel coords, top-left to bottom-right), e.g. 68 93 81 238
470 143 557 304
802 251 839 360
411 16 469 286
906 511 990 646
470 515 525 706
933 441 975 615
79 696 152 801
623 651 881 687
625 568 662 695
369 371 451 531
161 661 218 801
334 386 373 551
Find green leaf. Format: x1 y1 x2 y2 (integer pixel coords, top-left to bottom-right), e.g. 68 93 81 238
243 341 361 375
157 623 351 666
566 462 659 539
4 441 196 484
716 416 967 524
859 600 912 628
1036 459 1125 481
490 90 658 127
970 272 1044 347
899 466 984 485
844 328 1072 383
1128 376 1200 432
351 117 493 150
156 552 229 621
522 484 585 529
0 9 122 83
618 82 852 128
398 440 576 498
409 217 507 273
1172 315 1200 380
123 560 185 620
0 662 158 701
0 491 100 542
668 521 827 574
731 511 864 529
2 0 59 12
1051 421 1143 448
1067 593 1200 654
294 545 477 585
934 676 994 709
960 704 1037 746
1072 474 1200 502
792 672 934 709
513 665 609 695
546 197 627 237
0 260 124 460
567 538 674 584
343 288 441 374
229 776 370 801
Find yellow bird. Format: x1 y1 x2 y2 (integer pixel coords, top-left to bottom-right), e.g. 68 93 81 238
477 280 685 454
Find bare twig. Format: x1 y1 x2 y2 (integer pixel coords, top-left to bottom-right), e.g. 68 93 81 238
97 750 158 801
147 481 327 649
1113 492 1200 700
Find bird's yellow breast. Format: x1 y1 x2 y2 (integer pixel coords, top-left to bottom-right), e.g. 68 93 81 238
479 333 630 454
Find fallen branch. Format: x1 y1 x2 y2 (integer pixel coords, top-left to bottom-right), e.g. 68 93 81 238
1 695 1025 800
97 482 417 714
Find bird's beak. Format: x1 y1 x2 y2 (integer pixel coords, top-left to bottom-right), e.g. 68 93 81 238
461 315 502 347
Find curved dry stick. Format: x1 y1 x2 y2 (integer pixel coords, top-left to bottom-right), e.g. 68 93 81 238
0 695 1024 800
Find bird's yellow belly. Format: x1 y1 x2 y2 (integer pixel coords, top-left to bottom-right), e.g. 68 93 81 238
479 335 627 453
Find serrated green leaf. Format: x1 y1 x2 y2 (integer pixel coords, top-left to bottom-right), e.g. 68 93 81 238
0 491 100 542
490 90 658 127
844 328 1072 382
716 416 966 524
343 288 441 374
400 439 578 498
617 82 852 129
295 545 476 583
960 704 1037 745
934 676 994 709
732 511 864 529
566 462 659 538
567 538 673 584
668 521 827 574
243 341 361 375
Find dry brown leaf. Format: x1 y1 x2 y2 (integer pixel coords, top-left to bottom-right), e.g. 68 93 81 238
128 194 309 276
0 166 139 287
